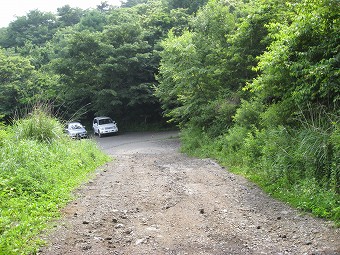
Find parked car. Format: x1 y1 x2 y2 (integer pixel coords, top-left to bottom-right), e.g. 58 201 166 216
93 116 118 138
65 122 88 139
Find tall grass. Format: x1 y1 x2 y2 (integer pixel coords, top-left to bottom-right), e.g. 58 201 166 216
0 107 111 254
180 113 340 225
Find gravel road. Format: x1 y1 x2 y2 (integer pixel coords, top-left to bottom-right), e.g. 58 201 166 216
38 131 339 255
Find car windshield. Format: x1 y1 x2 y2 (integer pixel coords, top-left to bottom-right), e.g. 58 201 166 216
69 123 83 129
99 118 113 125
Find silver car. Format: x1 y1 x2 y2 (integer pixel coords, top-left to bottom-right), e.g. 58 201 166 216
65 122 88 139
93 117 118 138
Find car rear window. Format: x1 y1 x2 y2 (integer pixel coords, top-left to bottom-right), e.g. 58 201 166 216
99 118 113 125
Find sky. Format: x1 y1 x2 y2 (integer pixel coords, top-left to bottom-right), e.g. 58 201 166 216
0 0 122 28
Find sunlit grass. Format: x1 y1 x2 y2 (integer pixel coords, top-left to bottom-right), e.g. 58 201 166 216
0 109 111 254
180 125 340 226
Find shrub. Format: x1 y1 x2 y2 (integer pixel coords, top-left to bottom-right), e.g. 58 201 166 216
180 117 339 224
0 107 111 254
233 99 264 128
260 99 296 128
180 126 208 155
329 121 340 193
12 107 64 142
0 126 10 147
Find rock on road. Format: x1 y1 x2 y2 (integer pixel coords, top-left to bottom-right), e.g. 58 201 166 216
38 131 339 255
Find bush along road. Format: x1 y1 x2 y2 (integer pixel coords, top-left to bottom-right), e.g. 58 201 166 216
38 131 339 255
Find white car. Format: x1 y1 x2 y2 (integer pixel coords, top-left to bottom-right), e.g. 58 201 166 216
65 122 88 139
93 117 118 138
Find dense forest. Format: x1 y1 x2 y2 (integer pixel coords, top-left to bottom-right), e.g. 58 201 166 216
0 0 209 126
0 0 339 223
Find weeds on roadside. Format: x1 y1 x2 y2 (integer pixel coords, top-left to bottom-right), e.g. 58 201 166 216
12 105 64 142
180 106 340 225
0 105 111 254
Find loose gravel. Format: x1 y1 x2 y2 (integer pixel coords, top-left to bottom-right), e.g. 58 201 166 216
38 131 339 255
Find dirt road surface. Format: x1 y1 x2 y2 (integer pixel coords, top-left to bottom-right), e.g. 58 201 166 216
38 131 339 255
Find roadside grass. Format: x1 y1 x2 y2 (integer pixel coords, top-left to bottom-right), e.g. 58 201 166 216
180 126 340 227
0 109 111 254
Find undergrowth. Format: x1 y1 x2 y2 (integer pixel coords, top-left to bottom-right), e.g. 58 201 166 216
180 121 340 226
0 108 111 254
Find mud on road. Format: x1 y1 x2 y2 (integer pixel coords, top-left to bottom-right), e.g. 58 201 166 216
39 131 339 255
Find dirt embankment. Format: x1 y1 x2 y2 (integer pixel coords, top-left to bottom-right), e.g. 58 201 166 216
38 131 339 255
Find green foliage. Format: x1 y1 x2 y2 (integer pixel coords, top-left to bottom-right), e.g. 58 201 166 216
156 0 238 133
3 10 58 48
157 0 339 225
0 123 9 146
180 120 340 224
330 121 340 193
121 0 148 8
46 3 175 124
180 127 202 154
51 30 103 115
12 106 64 142
233 99 264 128
248 0 339 109
259 99 296 128
0 49 35 116
57 5 85 28
0 0 193 127
166 0 209 14
227 0 293 90
77 9 108 32
0 48 61 119
0 0 339 227
0 109 110 254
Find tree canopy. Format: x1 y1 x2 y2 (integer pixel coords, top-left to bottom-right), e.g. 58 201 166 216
0 0 196 123
0 0 338 223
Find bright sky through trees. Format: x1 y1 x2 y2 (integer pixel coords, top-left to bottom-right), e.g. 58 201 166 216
0 0 122 27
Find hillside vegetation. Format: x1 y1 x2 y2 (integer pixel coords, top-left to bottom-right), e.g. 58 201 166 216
0 108 110 254
0 1 338 251
156 0 339 224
